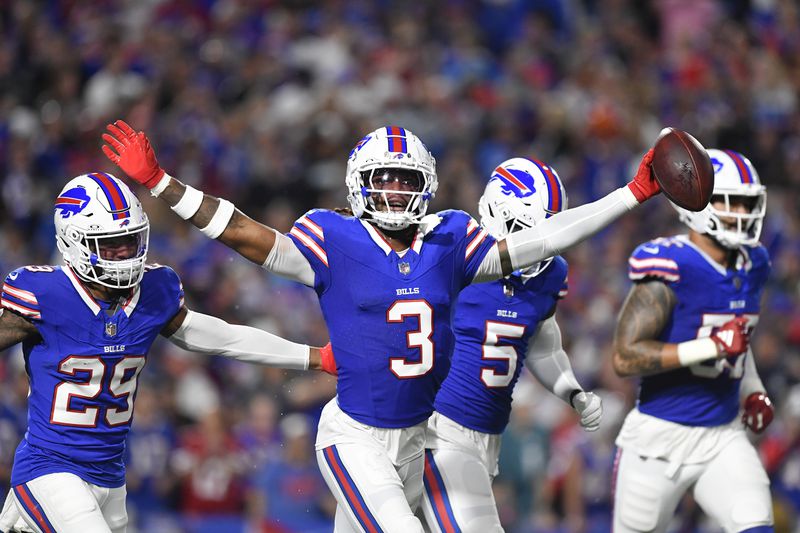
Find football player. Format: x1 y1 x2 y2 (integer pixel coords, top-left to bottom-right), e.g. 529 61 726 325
612 149 774 533
103 120 660 532
421 158 603 532
0 173 334 533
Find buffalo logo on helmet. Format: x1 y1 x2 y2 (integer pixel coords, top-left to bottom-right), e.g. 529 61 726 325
491 166 537 198
55 187 91 219
349 135 372 160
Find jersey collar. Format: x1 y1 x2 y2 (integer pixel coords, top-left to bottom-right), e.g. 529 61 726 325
677 235 751 275
63 265 141 317
359 220 426 256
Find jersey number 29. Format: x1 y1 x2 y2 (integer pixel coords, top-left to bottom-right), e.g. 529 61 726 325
51 355 146 427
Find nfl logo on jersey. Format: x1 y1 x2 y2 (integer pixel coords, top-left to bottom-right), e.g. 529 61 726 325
105 322 117 337
399 262 411 275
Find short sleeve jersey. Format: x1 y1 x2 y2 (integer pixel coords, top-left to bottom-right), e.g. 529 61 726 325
2 264 183 487
434 257 569 434
287 209 496 428
628 235 771 426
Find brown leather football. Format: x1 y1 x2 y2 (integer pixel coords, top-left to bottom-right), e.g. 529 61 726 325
652 128 714 211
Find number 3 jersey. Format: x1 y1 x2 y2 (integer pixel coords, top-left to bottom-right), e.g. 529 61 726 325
1 264 183 487
287 209 495 429
627 235 771 426
434 257 568 434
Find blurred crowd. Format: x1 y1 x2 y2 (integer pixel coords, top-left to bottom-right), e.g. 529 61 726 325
1 0 799 532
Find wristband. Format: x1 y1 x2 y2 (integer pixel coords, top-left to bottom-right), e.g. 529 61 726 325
150 173 172 197
200 199 235 239
676 337 718 366
568 389 582 408
170 185 204 220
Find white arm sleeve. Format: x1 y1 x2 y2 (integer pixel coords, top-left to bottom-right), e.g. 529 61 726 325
740 347 766 398
523 316 583 403
505 187 638 272
262 230 315 287
168 310 310 370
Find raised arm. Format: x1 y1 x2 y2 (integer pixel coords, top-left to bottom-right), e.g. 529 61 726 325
475 150 660 281
102 121 314 285
161 306 336 374
612 280 749 377
0 308 40 351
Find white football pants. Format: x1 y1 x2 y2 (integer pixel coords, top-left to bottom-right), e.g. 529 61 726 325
613 431 773 533
315 399 426 533
7 473 127 533
420 411 504 533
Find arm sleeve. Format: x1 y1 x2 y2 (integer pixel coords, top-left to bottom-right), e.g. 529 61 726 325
505 187 638 272
262 230 315 287
168 310 310 370
739 347 766 398
523 316 583 403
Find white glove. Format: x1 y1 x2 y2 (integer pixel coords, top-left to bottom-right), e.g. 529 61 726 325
571 391 602 432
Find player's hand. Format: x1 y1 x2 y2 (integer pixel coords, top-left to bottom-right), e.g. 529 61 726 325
101 120 166 189
320 342 337 376
742 392 774 434
571 391 602 432
710 317 749 358
627 148 660 203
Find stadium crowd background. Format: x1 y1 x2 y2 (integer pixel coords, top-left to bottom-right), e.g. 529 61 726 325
0 1 799 532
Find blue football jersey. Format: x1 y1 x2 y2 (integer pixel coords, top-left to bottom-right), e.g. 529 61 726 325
1 264 183 487
628 235 771 426
287 209 496 428
434 257 569 434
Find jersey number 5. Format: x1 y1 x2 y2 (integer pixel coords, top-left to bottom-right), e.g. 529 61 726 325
51 355 146 427
481 321 526 388
388 299 434 378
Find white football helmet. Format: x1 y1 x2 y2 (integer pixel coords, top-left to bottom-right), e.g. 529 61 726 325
345 126 437 231
672 149 766 249
478 157 568 277
54 173 149 289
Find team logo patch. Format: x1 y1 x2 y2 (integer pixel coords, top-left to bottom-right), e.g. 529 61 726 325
491 167 536 198
105 322 117 337
55 187 91 218
398 262 411 275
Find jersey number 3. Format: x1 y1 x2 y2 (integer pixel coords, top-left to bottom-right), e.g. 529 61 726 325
51 355 146 427
388 300 434 378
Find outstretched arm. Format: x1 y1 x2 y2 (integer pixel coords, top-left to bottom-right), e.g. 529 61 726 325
524 315 602 431
102 121 314 285
0 308 40 351
161 306 334 373
474 150 659 281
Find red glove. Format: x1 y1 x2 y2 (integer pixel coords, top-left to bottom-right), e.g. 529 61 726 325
320 342 337 376
742 392 774 434
101 120 165 189
710 316 750 358
627 148 660 203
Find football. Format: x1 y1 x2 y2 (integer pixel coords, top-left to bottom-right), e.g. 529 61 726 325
651 128 714 211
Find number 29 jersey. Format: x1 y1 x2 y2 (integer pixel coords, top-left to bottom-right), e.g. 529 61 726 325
1 264 183 487
287 209 495 429
628 235 771 426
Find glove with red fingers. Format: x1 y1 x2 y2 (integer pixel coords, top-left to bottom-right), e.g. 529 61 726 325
101 120 166 190
627 148 660 203
319 342 337 376
742 392 774 434
710 316 750 358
